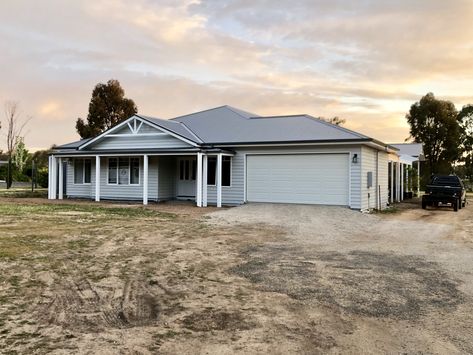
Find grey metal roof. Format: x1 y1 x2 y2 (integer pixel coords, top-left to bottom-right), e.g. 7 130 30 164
55 105 388 151
56 138 92 149
390 143 423 157
170 106 370 144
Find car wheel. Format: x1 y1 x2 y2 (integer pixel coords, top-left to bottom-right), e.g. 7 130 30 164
453 199 459 212
422 201 427 209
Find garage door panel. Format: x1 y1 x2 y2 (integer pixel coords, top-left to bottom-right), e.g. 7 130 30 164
246 154 349 205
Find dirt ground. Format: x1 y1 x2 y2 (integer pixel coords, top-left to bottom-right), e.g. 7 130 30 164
0 198 472 354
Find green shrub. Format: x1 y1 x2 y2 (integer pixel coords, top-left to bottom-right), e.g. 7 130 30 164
37 167 49 188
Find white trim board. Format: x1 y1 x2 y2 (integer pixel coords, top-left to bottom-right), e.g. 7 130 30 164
78 115 199 150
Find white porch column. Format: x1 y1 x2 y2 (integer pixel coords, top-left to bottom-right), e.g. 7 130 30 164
406 165 411 192
143 155 149 205
95 156 101 202
48 156 54 199
417 161 421 197
50 155 57 199
202 155 208 207
196 153 203 207
217 153 222 208
58 157 63 200
400 163 404 201
48 156 51 199
396 162 401 202
390 161 394 204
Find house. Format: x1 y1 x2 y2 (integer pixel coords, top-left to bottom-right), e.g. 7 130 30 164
48 105 400 210
388 143 424 200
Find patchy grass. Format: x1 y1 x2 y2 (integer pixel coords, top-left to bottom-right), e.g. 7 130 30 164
0 234 59 259
0 188 48 198
375 206 400 214
0 199 472 354
0 202 176 219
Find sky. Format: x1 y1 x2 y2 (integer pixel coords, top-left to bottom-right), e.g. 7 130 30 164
1 0 473 151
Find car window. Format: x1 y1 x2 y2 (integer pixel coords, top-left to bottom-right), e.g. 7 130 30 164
431 176 461 187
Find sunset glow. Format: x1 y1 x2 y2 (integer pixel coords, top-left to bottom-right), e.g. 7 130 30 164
1 0 473 150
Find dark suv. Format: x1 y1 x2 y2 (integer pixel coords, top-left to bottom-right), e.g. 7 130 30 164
422 175 467 212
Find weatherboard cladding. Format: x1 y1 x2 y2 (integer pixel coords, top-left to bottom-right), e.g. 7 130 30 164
157 156 177 200
89 135 191 150
360 146 389 210
66 157 159 201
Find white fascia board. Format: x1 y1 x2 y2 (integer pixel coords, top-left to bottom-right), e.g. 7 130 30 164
52 152 201 158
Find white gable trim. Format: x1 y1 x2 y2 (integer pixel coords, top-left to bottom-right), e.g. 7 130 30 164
78 115 198 150
138 116 200 146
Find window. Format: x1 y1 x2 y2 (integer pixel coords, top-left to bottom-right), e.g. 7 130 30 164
222 156 231 186
207 158 216 185
119 157 129 184
74 159 91 184
108 158 118 184
84 159 91 184
108 157 140 185
179 158 196 181
207 156 231 187
130 157 140 185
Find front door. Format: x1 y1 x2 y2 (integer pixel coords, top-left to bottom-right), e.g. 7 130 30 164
177 157 196 198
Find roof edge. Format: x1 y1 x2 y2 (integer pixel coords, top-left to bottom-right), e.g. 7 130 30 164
209 138 373 146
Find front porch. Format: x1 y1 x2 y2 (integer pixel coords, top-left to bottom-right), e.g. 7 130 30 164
48 151 233 207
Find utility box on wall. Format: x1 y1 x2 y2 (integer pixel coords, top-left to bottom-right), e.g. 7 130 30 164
367 171 373 188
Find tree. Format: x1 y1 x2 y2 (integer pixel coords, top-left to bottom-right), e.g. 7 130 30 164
406 93 461 175
76 79 137 138
12 137 29 173
4 102 30 188
458 104 473 180
321 116 346 126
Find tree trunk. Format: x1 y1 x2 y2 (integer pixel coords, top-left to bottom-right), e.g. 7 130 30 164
7 157 13 189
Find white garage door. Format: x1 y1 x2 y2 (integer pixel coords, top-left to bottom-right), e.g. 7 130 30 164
246 154 349 205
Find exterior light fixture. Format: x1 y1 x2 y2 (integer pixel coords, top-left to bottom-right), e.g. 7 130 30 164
352 153 358 164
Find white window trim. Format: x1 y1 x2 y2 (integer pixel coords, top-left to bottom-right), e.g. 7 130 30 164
73 158 92 185
106 157 141 186
207 156 232 188
178 157 196 182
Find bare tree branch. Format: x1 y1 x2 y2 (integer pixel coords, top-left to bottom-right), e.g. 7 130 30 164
3 101 32 188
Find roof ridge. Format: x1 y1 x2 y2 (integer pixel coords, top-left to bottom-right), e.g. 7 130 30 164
135 114 201 144
169 105 229 121
304 115 369 139
224 105 258 119
177 121 204 144
250 114 307 119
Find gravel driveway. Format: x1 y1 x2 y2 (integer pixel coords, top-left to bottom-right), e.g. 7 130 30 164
208 202 473 354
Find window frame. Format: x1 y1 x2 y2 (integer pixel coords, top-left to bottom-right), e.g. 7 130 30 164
129 157 140 185
73 158 92 185
206 156 232 187
107 157 141 186
178 158 196 181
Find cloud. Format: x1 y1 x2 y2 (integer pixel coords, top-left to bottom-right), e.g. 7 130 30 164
0 0 472 150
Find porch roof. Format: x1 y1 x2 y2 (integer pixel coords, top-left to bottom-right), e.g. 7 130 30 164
51 147 234 156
